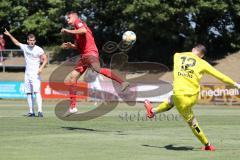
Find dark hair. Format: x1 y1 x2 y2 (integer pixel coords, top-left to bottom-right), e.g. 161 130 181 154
194 44 207 55
27 34 36 40
67 11 78 16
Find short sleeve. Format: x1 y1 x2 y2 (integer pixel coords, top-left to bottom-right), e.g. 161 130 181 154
38 47 44 56
19 43 26 51
74 19 85 29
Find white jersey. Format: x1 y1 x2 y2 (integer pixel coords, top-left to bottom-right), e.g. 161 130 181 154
20 43 44 76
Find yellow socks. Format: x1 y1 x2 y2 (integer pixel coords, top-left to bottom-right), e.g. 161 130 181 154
153 100 174 114
189 121 209 145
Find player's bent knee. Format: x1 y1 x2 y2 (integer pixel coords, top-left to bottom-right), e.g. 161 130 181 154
187 117 197 127
166 105 174 111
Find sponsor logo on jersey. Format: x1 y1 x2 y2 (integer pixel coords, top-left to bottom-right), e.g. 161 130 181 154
78 22 83 28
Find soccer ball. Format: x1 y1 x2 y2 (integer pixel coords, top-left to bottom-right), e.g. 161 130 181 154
122 31 136 44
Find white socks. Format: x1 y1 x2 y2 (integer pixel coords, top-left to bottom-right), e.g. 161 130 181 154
35 92 42 113
27 94 34 114
27 93 42 113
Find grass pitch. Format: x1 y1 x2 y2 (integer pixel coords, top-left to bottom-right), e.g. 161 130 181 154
0 99 239 160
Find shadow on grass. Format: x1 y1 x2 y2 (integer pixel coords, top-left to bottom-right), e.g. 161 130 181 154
142 144 194 151
62 126 125 135
62 127 100 132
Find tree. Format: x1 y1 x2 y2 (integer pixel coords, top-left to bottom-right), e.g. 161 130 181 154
1 0 240 65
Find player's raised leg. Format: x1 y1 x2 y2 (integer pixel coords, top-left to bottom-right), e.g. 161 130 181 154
89 55 129 91
99 68 129 91
144 96 174 118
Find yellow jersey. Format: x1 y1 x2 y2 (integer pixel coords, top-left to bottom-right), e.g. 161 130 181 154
173 52 236 95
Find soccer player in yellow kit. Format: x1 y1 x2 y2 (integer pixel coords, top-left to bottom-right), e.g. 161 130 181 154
144 44 240 151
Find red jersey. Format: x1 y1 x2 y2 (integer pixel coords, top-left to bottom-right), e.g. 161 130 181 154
0 37 5 51
74 18 99 56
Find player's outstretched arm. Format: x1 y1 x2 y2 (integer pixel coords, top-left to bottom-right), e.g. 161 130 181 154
61 28 87 35
4 29 21 47
204 61 237 87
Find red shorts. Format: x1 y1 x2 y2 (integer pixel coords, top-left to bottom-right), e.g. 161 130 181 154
74 53 100 74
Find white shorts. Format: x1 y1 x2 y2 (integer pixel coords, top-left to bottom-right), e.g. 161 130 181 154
24 74 41 94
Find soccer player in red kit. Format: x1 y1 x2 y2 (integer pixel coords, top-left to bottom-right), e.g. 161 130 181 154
61 11 129 114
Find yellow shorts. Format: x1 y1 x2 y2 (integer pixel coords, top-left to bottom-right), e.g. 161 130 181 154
173 94 198 122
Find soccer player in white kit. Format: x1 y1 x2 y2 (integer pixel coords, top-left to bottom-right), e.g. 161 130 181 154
84 69 105 105
4 29 48 117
